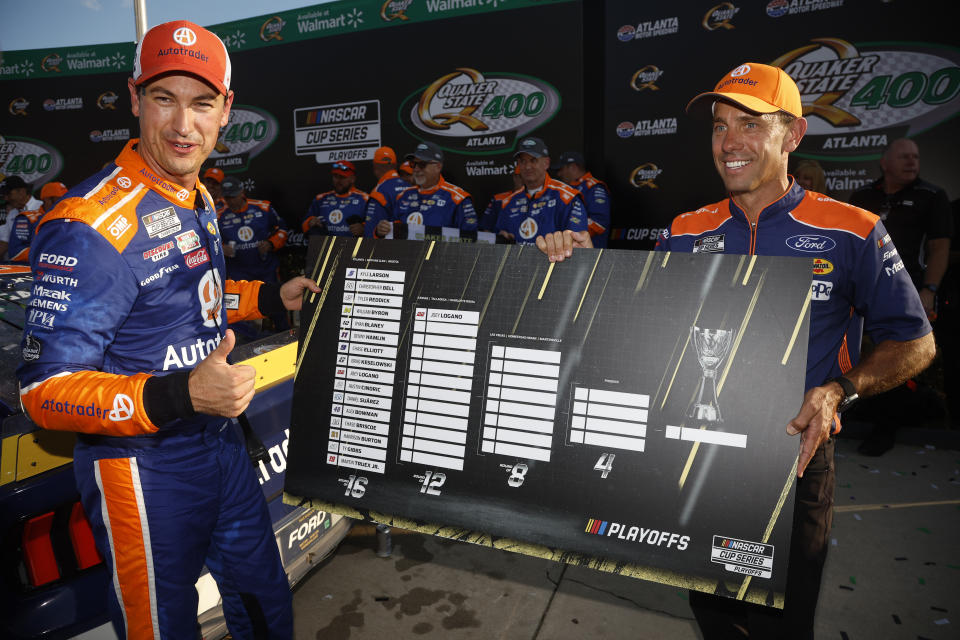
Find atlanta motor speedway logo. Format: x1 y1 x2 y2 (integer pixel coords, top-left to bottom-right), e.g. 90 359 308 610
774 38 960 155
399 68 560 155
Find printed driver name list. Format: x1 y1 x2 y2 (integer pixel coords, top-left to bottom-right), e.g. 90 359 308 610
401 307 480 471
327 267 405 474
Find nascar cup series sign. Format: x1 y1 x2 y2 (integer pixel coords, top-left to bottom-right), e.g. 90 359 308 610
293 100 382 164
776 38 960 156
399 68 561 155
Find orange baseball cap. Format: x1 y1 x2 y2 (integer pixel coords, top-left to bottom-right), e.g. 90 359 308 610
373 146 397 164
398 160 413 175
133 20 232 95
331 160 356 176
686 62 802 118
40 181 68 199
203 167 224 182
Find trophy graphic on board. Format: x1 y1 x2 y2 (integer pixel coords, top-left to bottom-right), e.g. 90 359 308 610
688 326 735 423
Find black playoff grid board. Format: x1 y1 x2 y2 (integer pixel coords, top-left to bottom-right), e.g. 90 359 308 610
286 237 813 606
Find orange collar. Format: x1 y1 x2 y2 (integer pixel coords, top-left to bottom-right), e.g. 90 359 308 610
418 176 446 196
116 139 199 209
376 170 400 185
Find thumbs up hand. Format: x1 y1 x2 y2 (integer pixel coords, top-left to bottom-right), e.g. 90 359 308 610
188 329 256 417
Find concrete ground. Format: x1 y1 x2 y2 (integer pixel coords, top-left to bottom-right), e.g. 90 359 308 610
292 432 960 639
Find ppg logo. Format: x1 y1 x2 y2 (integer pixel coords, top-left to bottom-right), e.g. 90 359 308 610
811 280 833 301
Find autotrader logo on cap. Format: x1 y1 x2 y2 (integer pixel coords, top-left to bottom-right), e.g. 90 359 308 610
173 27 197 46
731 64 750 77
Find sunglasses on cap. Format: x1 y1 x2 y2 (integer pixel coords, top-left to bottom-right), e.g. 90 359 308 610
332 162 352 172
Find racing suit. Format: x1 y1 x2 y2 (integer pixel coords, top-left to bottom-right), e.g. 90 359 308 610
303 187 368 237
218 198 288 283
496 175 587 244
362 170 417 237
6 207 44 262
479 190 516 232
17 139 293 639
655 180 931 637
568 171 612 248
365 177 477 237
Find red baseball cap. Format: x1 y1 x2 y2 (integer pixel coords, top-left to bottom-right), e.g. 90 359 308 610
40 181 68 199
373 146 396 165
133 20 232 95
331 160 356 176
203 167 225 183
687 62 802 118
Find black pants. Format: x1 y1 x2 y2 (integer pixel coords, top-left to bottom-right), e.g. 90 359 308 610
689 438 836 639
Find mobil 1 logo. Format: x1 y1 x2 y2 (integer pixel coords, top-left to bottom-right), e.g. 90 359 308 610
293 99 382 164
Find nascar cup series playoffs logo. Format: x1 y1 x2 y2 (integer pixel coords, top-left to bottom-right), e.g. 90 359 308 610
400 68 561 154
208 105 278 171
774 38 960 155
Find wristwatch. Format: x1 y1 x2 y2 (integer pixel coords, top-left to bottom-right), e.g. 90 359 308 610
830 375 859 412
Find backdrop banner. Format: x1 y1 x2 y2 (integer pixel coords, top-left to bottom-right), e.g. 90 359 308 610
1 0 582 234
286 237 813 607
602 0 960 248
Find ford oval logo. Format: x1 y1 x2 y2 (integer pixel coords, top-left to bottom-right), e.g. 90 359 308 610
786 234 836 253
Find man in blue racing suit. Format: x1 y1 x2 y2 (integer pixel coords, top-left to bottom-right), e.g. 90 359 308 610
495 137 587 245
656 63 935 639
219 175 289 283
365 141 477 238
16 21 319 639
302 160 368 238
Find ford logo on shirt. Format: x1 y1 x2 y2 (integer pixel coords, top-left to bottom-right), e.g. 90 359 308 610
786 234 836 253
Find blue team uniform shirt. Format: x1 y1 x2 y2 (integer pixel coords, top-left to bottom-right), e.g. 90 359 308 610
365 177 477 236
303 188 368 237
219 198 288 282
496 175 587 244
654 180 931 394
570 172 612 248
363 171 418 237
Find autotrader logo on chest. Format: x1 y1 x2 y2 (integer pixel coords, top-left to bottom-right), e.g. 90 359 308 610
787 234 836 253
